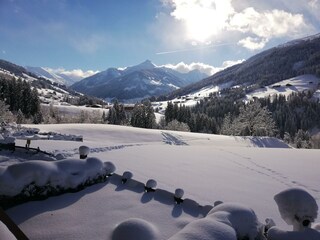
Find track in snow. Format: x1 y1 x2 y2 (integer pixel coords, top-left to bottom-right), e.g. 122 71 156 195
218 148 320 200
162 132 188 146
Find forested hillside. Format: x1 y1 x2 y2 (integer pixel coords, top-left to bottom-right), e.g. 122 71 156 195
0 77 41 123
169 34 320 98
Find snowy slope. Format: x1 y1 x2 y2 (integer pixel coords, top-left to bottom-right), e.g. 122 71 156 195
246 75 320 100
1 124 319 239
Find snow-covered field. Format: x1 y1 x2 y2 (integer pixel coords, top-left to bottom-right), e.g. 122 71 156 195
1 124 320 239
246 75 320 100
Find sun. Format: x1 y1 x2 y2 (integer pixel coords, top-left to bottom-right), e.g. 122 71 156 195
170 0 234 43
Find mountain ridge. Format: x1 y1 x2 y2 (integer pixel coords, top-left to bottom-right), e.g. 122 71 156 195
168 33 320 98
71 60 208 101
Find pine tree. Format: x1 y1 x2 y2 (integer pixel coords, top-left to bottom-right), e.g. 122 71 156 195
16 109 25 124
130 101 156 129
107 100 127 125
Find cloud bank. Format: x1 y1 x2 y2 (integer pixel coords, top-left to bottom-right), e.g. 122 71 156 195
163 59 245 76
160 0 313 50
45 68 99 80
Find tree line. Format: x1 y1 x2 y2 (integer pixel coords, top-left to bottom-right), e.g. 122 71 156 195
163 90 320 148
0 77 41 123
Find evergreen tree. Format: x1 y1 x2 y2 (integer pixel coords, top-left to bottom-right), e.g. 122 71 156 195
130 101 156 129
165 101 174 123
107 100 127 125
16 109 25 124
221 113 233 135
294 129 312 149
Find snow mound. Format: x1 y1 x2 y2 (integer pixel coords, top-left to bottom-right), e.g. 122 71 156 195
112 218 159 240
0 221 17 240
170 202 265 240
274 188 318 230
267 226 320 240
208 202 264 240
0 157 109 196
169 218 237 240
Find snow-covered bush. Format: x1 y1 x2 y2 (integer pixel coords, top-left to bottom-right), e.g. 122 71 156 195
112 218 159 240
207 202 265 240
0 157 114 209
165 120 190 132
170 202 265 240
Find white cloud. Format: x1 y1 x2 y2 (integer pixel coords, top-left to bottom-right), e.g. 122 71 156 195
230 8 310 50
45 67 99 80
163 59 244 76
230 8 307 39
60 69 99 79
160 0 312 51
238 37 268 50
1 50 6 54
222 59 245 68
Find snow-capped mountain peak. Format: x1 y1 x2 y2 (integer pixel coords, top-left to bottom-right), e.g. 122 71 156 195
71 60 208 102
124 60 156 74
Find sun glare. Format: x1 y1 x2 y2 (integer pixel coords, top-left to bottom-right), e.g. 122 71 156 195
171 0 234 43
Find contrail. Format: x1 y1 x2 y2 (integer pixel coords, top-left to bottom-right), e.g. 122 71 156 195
156 42 235 55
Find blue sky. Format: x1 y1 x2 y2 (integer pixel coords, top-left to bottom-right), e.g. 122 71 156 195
1 0 320 76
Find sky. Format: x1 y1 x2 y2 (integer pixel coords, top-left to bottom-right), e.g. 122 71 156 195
0 0 320 77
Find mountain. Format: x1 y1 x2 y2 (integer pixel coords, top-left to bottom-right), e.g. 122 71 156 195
0 58 92 105
25 66 81 86
168 33 320 98
0 59 37 80
71 60 208 102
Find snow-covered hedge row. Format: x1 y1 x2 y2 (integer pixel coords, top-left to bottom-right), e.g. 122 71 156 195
0 158 115 209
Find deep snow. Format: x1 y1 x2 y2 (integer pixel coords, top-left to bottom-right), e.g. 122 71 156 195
1 124 319 239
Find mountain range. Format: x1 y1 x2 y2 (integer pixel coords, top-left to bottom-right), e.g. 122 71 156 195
1 33 320 104
25 66 85 86
70 60 208 102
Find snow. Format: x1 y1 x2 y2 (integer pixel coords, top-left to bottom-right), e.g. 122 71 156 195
274 188 318 231
0 157 106 196
207 202 264 239
174 188 184 199
41 103 108 116
146 179 157 189
246 75 320 100
0 124 319 239
169 217 237 240
112 218 160 240
0 222 17 240
267 226 320 240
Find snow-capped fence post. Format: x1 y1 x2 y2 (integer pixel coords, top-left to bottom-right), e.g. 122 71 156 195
144 179 157 192
174 188 184 204
267 188 320 240
104 162 116 177
273 188 318 231
121 171 133 184
79 146 90 159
